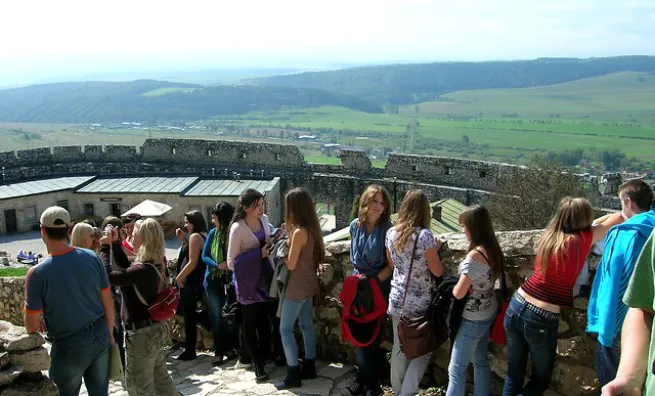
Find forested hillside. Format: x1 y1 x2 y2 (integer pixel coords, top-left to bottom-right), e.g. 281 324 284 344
257 56 655 105
0 80 380 123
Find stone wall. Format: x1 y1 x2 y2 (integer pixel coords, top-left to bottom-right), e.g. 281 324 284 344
0 278 26 327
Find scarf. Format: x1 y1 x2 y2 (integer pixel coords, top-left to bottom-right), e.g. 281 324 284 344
210 229 225 279
350 221 390 276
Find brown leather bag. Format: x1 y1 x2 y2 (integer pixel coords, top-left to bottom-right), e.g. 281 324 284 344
397 230 437 359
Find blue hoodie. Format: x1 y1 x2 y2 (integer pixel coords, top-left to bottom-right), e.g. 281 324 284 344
587 210 655 347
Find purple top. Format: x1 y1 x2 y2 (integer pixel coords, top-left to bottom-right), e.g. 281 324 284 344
233 222 274 305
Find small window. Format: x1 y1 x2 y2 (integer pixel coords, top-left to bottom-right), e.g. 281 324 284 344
445 166 452 175
412 164 419 172
479 170 487 178
56 200 69 211
241 152 247 159
172 148 176 155
25 205 37 227
276 154 281 161
84 203 95 216
207 150 212 157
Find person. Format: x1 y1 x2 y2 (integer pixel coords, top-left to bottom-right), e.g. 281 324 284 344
503 197 625 396
275 188 325 389
602 230 655 396
175 210 208 361
227 189 275 382
24 206 115 396
385 189 443 396
346 185 393 396
70 222 99 251
446 205 504 396
102 218 177 396
120 213 142 257
202 202 236 366
587 179 655 387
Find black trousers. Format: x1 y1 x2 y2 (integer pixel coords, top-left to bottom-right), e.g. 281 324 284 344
265 300 284 361
180 283 203 352
241 302 272 366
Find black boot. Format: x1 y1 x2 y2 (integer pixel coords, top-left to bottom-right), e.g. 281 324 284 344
176 350 197 361
300 359 317 380
275 365 301 390
254 363 269 383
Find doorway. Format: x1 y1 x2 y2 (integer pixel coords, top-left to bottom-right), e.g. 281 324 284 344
4 209 17 233
110 204 121 218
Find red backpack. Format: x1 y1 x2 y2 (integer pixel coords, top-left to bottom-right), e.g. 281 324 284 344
134 262 179 322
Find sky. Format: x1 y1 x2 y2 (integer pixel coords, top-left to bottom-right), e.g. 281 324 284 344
1 0 654 85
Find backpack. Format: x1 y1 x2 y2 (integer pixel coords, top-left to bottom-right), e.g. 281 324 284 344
134 262 179 322
425 276 460 350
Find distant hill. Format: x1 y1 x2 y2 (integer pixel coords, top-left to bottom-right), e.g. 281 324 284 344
407 72 655 122
0 80 381 123
257 56 655 105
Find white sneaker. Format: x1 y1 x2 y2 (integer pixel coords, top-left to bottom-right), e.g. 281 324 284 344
229 360 252 370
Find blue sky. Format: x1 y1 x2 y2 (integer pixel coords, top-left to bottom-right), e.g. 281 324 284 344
1 0 654 84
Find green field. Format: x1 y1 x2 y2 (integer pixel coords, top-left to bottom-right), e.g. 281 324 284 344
1 72 655 169
0 267 28 277
142 87 199 96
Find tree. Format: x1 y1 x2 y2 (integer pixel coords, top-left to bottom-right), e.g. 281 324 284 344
462 135 470 144
486 156 591 230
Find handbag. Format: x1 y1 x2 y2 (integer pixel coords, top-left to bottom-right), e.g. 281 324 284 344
108 344 124 381
397 230 436 359
134 262 180 322
489 255 509 345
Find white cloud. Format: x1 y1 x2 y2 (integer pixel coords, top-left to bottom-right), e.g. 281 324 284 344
0 0 653 81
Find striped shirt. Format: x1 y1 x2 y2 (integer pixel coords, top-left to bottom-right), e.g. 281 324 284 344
522 229 594 307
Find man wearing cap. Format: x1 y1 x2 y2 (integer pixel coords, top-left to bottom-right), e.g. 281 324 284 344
24 206 115 396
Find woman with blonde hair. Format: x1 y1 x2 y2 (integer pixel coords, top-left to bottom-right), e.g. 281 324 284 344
70 222 98 251
385 189 443 396
503 197 625 396
346 184 393 396
101 218 176 396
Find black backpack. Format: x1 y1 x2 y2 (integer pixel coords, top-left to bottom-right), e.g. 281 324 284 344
426 276 462 350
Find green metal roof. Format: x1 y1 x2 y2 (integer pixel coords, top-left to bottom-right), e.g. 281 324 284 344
77 176 198 194
183 178 279 197
0 176 94 201
323 198 466 243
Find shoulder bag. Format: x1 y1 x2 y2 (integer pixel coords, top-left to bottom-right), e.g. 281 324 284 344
397 230 437 359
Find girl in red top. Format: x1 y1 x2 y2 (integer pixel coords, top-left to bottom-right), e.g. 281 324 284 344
503 197 625 396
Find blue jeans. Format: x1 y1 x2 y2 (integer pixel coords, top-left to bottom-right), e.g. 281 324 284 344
279 297 317 367
205 276 228 355
49 317 110 396
503 295 559 396
446 316 494 396
596 336 621 388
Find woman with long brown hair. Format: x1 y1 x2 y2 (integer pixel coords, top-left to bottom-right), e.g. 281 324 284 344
275 188 325 389
346 185 393 396
175 210 208 361
385 189 443 396
447 205 503 396
503 197 624 396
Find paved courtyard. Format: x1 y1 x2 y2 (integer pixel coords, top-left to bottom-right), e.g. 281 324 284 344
78 347 357 396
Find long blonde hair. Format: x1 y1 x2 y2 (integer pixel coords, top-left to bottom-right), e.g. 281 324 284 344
394 189 431 251
536 197 594 271
70 223 94 249
358 185 391 226
135 218 166 265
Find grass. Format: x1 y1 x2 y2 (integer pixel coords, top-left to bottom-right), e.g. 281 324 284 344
0 267 28 277
142 87 199 96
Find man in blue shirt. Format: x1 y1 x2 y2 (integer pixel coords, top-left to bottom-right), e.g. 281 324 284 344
24 206 115 396
587 180 655 387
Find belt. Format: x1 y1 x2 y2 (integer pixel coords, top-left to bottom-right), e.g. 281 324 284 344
124 319 157 331
514 293 560 321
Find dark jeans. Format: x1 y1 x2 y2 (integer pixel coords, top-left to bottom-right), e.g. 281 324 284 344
596 336 621 388
113 292 125 369
355 329 389 391
503 295 559 396
180 282 203 352
266 300 284 362
242 302 272 366
205 276 228 355
50 317 110 396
